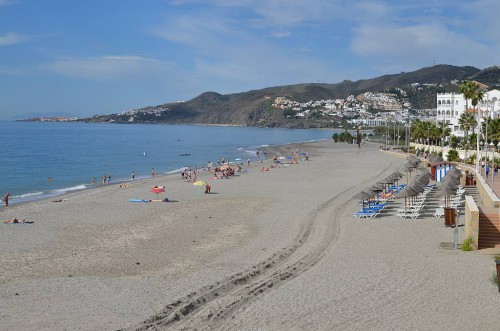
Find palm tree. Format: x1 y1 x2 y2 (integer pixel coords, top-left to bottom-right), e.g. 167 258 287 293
484 118 500 145
458 112 476 160
437 121 452 146
459 80 476 113
459 80 484 171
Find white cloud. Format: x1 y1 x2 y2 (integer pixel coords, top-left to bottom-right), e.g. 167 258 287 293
168 0 341 29
0 32 27 46
351 22 493 72
44 55 168 80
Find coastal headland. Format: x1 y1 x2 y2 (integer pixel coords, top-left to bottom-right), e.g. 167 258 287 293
0 140 498 330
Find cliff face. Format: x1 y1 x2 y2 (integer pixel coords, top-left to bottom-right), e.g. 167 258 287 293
83 65 500 127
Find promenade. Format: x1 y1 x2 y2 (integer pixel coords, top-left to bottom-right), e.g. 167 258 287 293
477 166 500 199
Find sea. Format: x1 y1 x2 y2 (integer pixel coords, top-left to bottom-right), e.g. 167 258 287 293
0 121 339 205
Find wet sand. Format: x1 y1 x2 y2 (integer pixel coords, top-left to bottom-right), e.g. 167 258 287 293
0 140 498 330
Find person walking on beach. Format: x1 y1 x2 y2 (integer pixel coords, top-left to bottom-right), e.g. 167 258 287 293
131 171 135 180
2 192 10 208
152 168 156 178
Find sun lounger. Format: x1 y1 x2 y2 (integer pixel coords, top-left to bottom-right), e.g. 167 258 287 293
396 211 420 219
353 210 379 219
433 207 444 218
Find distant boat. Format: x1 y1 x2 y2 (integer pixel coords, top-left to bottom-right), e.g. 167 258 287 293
179 153 191 156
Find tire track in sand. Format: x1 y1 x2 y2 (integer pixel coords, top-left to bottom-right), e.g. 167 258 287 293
124 162 396 331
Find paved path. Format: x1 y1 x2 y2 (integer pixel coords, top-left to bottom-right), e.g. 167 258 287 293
477 166 499 199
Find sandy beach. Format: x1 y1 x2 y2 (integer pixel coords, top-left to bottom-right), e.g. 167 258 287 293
1 140 499 331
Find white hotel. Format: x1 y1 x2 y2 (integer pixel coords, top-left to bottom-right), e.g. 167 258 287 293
436 89 500 138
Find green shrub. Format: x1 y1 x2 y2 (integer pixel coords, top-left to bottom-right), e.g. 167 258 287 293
491 271 498 286
461 237 474 251
447 149 460 162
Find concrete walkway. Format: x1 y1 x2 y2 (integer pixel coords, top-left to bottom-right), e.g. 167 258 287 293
477 166 500 199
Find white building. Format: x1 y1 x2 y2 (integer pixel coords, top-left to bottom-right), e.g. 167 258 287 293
436 89 500 137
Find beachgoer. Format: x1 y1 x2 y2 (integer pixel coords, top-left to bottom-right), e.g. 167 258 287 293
107 175 111 184
247 159 250 166
131 171 135 180
205 184 211 194
152 168 156 178
3 218 33 224
92 177 96 184
48 177 53 181
2 192 10 208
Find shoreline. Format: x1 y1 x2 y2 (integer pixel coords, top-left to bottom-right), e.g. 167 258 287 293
3 136 328 209
2 140 498 330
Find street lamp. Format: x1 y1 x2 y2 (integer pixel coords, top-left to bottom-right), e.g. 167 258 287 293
476 107 482 173
490 141 495 189
484 108 490 166
480 141 484 175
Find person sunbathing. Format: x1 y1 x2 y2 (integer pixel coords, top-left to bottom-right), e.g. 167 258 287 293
3 218 34 224
261 167 270 171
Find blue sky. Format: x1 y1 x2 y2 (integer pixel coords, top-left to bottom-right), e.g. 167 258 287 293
1 0 499 120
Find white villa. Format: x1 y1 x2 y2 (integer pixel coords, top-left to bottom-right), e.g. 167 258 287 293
436 89 500 137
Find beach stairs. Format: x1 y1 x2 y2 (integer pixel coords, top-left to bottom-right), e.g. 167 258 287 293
464 186 480 202
478 207 500 250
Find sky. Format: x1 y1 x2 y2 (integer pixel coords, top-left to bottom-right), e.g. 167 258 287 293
1 0 499 120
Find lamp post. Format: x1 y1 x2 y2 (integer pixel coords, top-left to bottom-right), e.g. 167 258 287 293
490 141 495 189
480 141 484 176
476 107 482 173
484 107 490 167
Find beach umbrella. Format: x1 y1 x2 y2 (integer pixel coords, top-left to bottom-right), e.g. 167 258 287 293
353 190 374 210
408 183 425 192
353 190 373 201
406 155 420 164
369 183 385 193
441 175 460 185
396 187 419 211
379 177 395 184
389 172 403 179
393 171 405 177
418 171 432 178
193 181 206 186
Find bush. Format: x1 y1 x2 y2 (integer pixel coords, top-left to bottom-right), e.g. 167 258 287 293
461 237 474 251
332 131 354 143
447 149 460 162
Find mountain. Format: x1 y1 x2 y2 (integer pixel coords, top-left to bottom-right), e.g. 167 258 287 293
83 65 498 128
470 66 500 88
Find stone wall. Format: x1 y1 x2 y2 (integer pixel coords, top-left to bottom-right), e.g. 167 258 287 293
464 195 480 250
